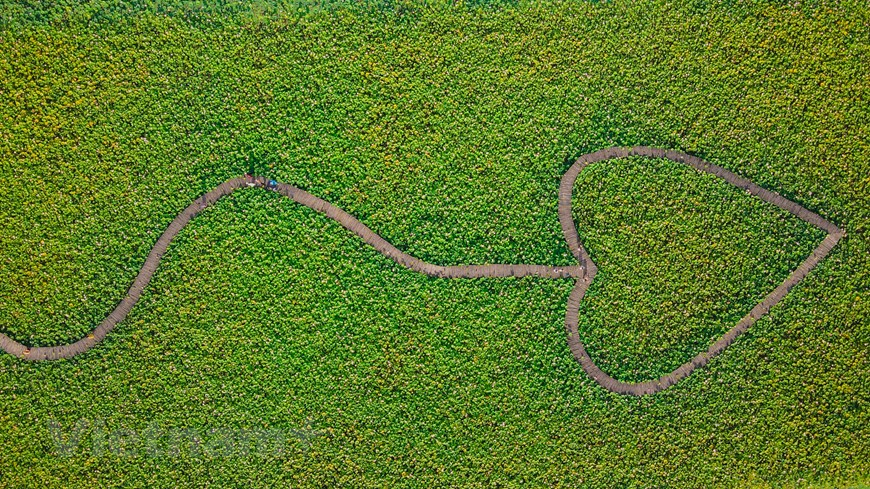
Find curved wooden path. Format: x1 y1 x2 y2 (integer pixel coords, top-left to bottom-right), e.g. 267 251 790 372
0 147 844 395
560 147 844 394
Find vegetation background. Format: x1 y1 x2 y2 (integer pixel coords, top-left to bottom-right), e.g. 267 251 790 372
0 0 867 487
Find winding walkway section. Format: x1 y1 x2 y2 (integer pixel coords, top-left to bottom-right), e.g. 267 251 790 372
0 146 844 395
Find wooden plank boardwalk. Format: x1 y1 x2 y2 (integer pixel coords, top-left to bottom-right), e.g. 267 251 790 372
0 147 844 395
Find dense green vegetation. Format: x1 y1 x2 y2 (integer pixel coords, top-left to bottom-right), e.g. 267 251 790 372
0 0 867 487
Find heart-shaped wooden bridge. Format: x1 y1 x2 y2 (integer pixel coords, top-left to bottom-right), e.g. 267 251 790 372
0 146 844 395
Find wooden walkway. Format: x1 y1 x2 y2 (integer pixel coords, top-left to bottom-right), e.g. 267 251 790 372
0 147 844 395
